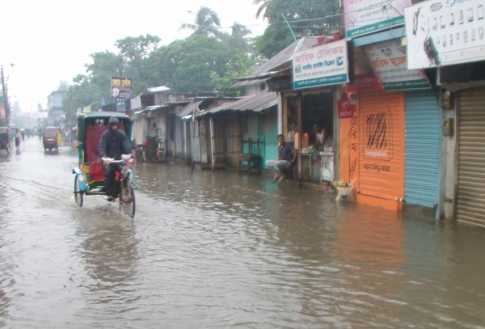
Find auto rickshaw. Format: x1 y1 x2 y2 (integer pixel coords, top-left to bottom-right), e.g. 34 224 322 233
72 112 136 217
43 126 62 153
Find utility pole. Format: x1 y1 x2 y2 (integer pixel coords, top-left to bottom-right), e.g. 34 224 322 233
282 14 297 42
1 66 10 125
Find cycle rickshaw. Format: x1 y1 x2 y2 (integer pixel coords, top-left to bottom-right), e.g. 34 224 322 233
72 112 136 217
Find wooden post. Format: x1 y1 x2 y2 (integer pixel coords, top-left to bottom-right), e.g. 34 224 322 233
297 93 303 182
209 117 216 170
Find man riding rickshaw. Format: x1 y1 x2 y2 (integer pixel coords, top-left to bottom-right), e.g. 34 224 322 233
72 112 136 217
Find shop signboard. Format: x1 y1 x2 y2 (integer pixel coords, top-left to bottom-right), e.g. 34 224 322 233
405 0 485 69
292 40 349 90
344 0 411 38
111 77 132 112
365 39 430 90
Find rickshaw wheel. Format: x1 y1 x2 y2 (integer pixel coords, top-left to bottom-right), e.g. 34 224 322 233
119 185 136 218
74 175 84 207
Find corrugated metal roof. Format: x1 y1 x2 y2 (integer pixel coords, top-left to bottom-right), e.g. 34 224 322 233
248 37 322 78
177 101 201 118
199 92 278 116
133 105 165 116
233 77 269 88
146 105 165 112
147 86 171 93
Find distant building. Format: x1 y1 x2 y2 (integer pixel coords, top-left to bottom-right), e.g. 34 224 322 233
47 90 66 126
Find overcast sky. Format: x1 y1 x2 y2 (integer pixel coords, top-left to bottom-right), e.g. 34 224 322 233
0 0 266 112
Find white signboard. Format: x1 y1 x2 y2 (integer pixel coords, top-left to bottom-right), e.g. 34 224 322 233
344 0 412 38
365 40 430 90
292 40 349 90
406 0 485 69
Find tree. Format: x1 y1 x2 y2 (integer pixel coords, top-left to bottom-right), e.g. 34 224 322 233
116 34 160 62
254 0 341 58
254 0 271 18
62 7 255 121
116 34 161 94
182 7 223 39
150 35 234 92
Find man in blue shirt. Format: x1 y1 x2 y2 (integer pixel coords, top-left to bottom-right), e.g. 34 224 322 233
267 134 295 182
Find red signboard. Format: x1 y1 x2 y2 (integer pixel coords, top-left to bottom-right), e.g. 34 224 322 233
338 98 355 119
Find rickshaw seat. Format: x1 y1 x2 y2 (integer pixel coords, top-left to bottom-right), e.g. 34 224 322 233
85 124 106 163
83 120 127 183
89 162 105 182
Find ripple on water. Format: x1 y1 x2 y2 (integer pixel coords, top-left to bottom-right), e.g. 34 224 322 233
0 142 484 328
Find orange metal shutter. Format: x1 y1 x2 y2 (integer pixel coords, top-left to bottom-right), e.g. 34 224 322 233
357 91 405 210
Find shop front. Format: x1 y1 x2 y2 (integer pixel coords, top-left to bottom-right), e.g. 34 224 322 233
404 0 485 223
357 89 406 210
285 39 349 183
340 31 441 211
339 79 406 210
282 89 337 182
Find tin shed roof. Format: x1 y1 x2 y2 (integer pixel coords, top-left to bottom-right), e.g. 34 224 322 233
199 92 278 116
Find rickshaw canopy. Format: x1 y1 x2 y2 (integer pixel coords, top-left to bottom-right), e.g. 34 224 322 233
77 111 132 166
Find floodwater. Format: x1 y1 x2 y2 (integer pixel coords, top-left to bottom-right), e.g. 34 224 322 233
1 139 485 329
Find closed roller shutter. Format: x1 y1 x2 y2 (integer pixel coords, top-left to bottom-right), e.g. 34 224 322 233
358 91 405 205
405 91 442 208
457 89 485 226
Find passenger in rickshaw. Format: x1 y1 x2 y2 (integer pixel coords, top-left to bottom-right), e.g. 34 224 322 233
98 117 132 201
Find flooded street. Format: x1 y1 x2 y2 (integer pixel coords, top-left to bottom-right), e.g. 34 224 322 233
0 139 485 329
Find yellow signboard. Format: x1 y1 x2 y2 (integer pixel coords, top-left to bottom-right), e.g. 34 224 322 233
111 77 132 89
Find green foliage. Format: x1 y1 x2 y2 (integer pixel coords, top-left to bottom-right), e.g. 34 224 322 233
254 0 341 58
255 21 294 59
63 7 255 119
181 7 223 39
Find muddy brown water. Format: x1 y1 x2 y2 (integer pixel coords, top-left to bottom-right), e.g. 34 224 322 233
0 140 484 329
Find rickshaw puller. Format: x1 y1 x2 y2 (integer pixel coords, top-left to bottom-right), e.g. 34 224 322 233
98 117 132 201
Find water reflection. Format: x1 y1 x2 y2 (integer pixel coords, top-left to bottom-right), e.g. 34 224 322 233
74 210 139 299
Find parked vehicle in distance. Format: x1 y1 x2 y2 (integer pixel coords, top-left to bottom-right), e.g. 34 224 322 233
43 127 61 153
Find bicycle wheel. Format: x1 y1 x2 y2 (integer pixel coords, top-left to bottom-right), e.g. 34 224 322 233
119 184 136 218
74 175 84 207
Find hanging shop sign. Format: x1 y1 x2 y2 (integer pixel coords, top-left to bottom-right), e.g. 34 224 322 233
293 39 349 90
344 0 411 38
365 39 430 90
405 0 485 70
111 77 132 112
338 85 359 118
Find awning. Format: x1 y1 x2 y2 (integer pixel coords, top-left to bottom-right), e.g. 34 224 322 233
199 92 278 116
352 26 405 47
233 77 269 88
177 101 201 119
